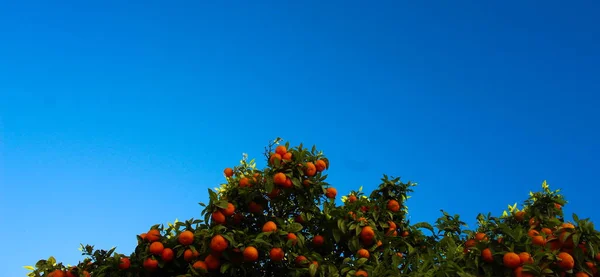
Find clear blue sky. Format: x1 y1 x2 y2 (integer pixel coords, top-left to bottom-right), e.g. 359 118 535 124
1 1 599 275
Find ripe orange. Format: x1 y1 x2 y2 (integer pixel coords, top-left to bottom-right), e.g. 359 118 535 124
179 230 194 245
262 221 277 232
139 233 147 242
482 248 493 263
514 266 534 277
348 194 358 203
223 168 233 177
529 217 539 227
304 162 317 176
239 177 251 187
161 248 174 262
221 202 235 216
575 273 590 277
475 232 488 241
295 255 308 267
554 203 562 209
267 188 281 198
275 145 287 155
313 234 325 246
325 187 337 198
49 270 65 277
401 230 409 237
527 229 539 237
192 260 207 271
146 229 161 242
205 254 220 270
355 269 368 277
503 252 521 269
243 246 259 262
210 234 229 252
586 261 597 275
562 223 575 229
360 226 375 243
465 239 477 249
270 247 284 261
515 211 525 221
143 257 158 271
118 257 130 269
557 252 575 270
183 248 199 262
212 211 226 224
357 248 370 259
295 214 305 224
302 179 311 187
284 177 293 188
560 232 575 249
273 172 287 186
315 159 327 172
532 235 546 246
269 153 282 165
282 152 292 161
149 241 164 255
388 221 397 230
519 252 533 264
387 200 400 212
287 233 298 245
541 227 553 235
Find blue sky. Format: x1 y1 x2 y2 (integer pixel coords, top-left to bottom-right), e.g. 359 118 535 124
1 0 599 275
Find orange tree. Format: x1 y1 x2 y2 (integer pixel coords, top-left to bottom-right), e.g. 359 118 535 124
26 139 600 277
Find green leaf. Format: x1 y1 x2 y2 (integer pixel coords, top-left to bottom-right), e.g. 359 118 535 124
23 266 35 271
309 263 318 277
216 200 229 209
333 229 341 243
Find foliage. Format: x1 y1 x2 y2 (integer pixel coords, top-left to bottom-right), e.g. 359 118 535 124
26 139 600 277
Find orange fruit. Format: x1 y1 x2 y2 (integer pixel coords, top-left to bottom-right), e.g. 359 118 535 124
270 247 284 261
161 248 174 262
139 232 147 242
388 221 397 230
146 229 161 242
560 232 575 249
355 269 368 277
348 194 358 203
465 239 476 248
221 202 235 216
118 257 130 269
302 179 311 187
554 203 562 209
575 273 589 277
586 261 597 275
532 235 546 246
503 252 521 269
557 252 575 270
282 152 292 161
360 226 375 243
562 223 575 229
387 200 400 212
192 260 207 271
515 211 525 221
518 252 533 264
178 230 194 245
212 210 226 224
304 162 317 176
595 253 600 263
514 266 534 277
541 227 553 235
49 270 65 277
143 257 158 271
267 188 281 198
325 187 337 198
273 172 287 186
401 230 409 237
287 233 298 245
475 232 488 241
149 241 164 255
262 221 277 233
205 254 220 270
223 167 233 177
210 234 229 252
239 177 251 187
275 145 287 155
357 248 370 259
315 159 327 172
243 246 259 262
482 248 493 263
183 249 199 262
284 178 293 188
295 255 308 267
313 234 325 246
295 214 305 223
529 217 539 227
269 153 282 165
248 201 263 213
528 229 539 237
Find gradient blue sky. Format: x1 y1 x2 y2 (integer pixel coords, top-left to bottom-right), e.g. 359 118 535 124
1 1 599 275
